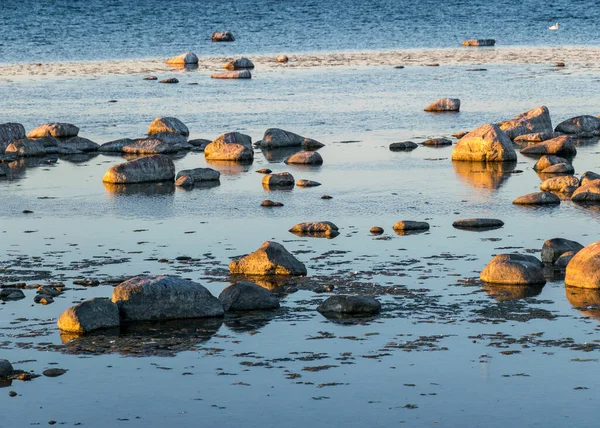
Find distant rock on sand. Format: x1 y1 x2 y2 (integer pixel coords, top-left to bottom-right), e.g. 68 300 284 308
223 57 255 70
166 52 199 64
462 39 496 46
212 31 235 42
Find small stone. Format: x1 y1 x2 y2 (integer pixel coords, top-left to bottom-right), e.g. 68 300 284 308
212 31 235 42
261 200 284 207
452 218 504 230
389 141 418 151
556 61 565 67
317 295 381 315
9 391 17 397
296 179 321 187
256 168 272 174
289 221 339 238
159 78 179 84
321 195 333 200
276 55 289 63
43 368 67 378
143 76 157 80
284 151 323 165
393 221 430 231
424 98 460 112
370 227 384 235
34 295 54 305
262 172 295 188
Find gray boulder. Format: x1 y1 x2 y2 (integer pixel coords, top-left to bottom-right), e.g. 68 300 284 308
176 167 220 182
452 218 504 230
224 57 255 70
57 298 120 334
296 179 321 187
0 359 13 377
229 241 307 276
204 132 254 162
389 141 418 151
148 117 189 137
572 179 600 203
513 192 561 205
541 238 584 264
555 115 600 135
480 254 546 285
451 124 515 162
102 154 175 184
56 136 99 152
98 138 136 153
112 275 224 321
28 122 79 138
424 98 460 112
0 289 25 300
219 281 280 311
262 172 295 188
498 106 553 140
284 151 323 165
317 295 381 315
533 155 569 171
565 241 600 288
5 139 46 157
520 136 576 156
260 128 324 150
289 221 339 238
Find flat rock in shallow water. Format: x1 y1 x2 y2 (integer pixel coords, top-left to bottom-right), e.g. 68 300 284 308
497 106 553 140
539 175 579 193
219 281 280 311
555 115 600 135
284 151 323 165
423 138 452 147
102 154 175 184
541 238 584 264
480 254 546 285
229 241 307 276
565 241 600 288
512 191 561 205
296 179 321 187
176 167 220 182
260 128 323 149
533 155 569 171
148 117 189 137
112 275 224 321
43 368 67 377
452 218 504 230
317 295 381 315
514 131 563 143
424 98 460 112
452 123 515 162
28 122 79 138
571 179 600 203
211 70 251 79
520 136 576 156
393 220 430 231
204 132 254 162
57 297 120 334
389 141 418 151
289 221 339 238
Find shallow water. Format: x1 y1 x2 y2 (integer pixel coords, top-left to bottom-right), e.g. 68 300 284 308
1 45 600 428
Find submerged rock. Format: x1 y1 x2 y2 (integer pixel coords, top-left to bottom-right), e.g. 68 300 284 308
166 52 198 64
204 132 254 162
223 57 254 70
219 282 280 311
112 275 224 321
512 192 561 205
480 254 546 285
284 151 323 165
102 154 175 184
451 123 516 162
57 298 120 334
160 78 179 84
188 138 212 151
462 39 495 46
260 128 324 149
56 136 99 152
498 106 553 140
533 155 570 171
148 117 189 137
212 31 235 42
452 218 504 230
289 221 339 238
261 200 284 207
424 98 460 112
389 141 418 151
211 70 251 79
317 295 381 315
176 167 220 182
572 179 600 203
262 172 295 188
565 241 600 288
520 136 576 156
229 241 307 276
555 115 600 135
539 175 579 192
28 122 79 138
541 238 584 264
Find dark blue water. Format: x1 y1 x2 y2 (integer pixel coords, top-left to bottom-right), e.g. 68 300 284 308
1 0 598 64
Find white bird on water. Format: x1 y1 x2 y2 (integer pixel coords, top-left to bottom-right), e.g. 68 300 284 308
548 22 559 30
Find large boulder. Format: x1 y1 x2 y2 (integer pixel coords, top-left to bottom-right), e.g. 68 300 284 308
112 275 224 321
497 106 553 140
223 57 254 70
204 132 254 162
284 151 323 165
0 123 26 151
317 295 381 315
512 192 560 205
262 172 295 188
289 221 339 238
580 171 600 186
451 124 516 162
166 52 198 65
212 31 235 42
176 167 220 182
148 117 189 137
211 70 251 79
539 175 579 193
229 241 307 276
5 139 46 157
565 242 600 288
541 238 584 264
218 281 280 311
260 128 324 149
480 254 546 285
102 154 175 184
572 179 600 203
555 115 600 135
520 136 576 156
57 298 120 334
0 359 14 377
424 98 460 112
28 123 79 138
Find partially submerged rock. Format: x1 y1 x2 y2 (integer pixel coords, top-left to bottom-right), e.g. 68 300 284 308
175 175 194 188
565 241 600 288
188 138 212 151
229 241 307 276
98 138 136 153
514 132 563 143
424 98 460 112
260 128 324 149
370 226 384 234
211 70 251 79
176 167 220 182
452 218 504 230
317 295 381 315
56 136 99 152
219 282 280 311
451 124 516 162
480 254 546 285
284 151 323 165
223 57 254 70
580 171 600 186
296 179 321 187
389 141 418 151
393 220 430 231
541 238 584 264
166 52 198 65
102 154 175 184
261 200 284 207
462 39 495 46
28 122 79 138
0 359 14 377
539 175 579 193
289 221 339 238
5 139 46 157
423 138 452 147
520 136 576 156
555 115 600 135
0 123 26 151
148 117 189 137
498 106 553 140
112 275 224 321
57 298 120 334
204 132 253 162
572 179 600 203
160 78 179 84
512 192 561 205
262 172 295 188
533 155 570 171
212 31 235 42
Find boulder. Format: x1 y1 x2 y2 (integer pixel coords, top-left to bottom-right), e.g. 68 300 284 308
0 359 14 377
462 39 495 46
452 218 504 230
98 138 136 153
57 298 120 334
188 139 212 151
317 295 381 315
204 132 254 162
57 136 99 152
223 57 254 70
497 106 553 140
512 192 561 205
580 171 600 186
5 139 46 157
541 163 574 175
539 175 579 193
565 242 600 288
276 55 289 63
212 31 235 42
0 123 26 150
120 138 181 154
218 281 280 311
451 124 516 162
211 70 251 79
262 172 295 188
389 141 418 151
296 179 321 187
424 98 460 112
0 289 25 300
555 115 600 135
370 226 384 234
148 117 189 137
572 179 600 203
229 241 307 276
160 78 179 84
480 254 546 285
423 138 452 147
289 221 339 238
284 151 323 165
533 155 569 171
520 136 576 156
260 128 324 149
166 52 198 65
541 238 584 264
514 132 563 143
556 251 577 268
176 167 220 182
393 220 430 231
175 175 194 188
102 154 175 184
112 275 224 321
28 122 79 138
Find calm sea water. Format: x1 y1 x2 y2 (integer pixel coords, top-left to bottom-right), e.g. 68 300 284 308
1 0 599 64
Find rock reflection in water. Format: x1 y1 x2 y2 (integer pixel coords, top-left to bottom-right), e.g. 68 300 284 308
205 159 253 175
393 229 429 236
452 160 517 190
224 310 277 333
58 153 99 164
482 283 543 301
261 147 304 163
59 317 223 356
103 181 176 195
566 287 600 320
3 156 58 180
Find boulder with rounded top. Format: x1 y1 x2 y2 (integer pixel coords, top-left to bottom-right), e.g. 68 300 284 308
480 254 546 285
148 117 189 137
229 241 307 276
28 123 79 138
102 154 175 184
452 124 516 162
565 242 600 288
497 106 553 140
